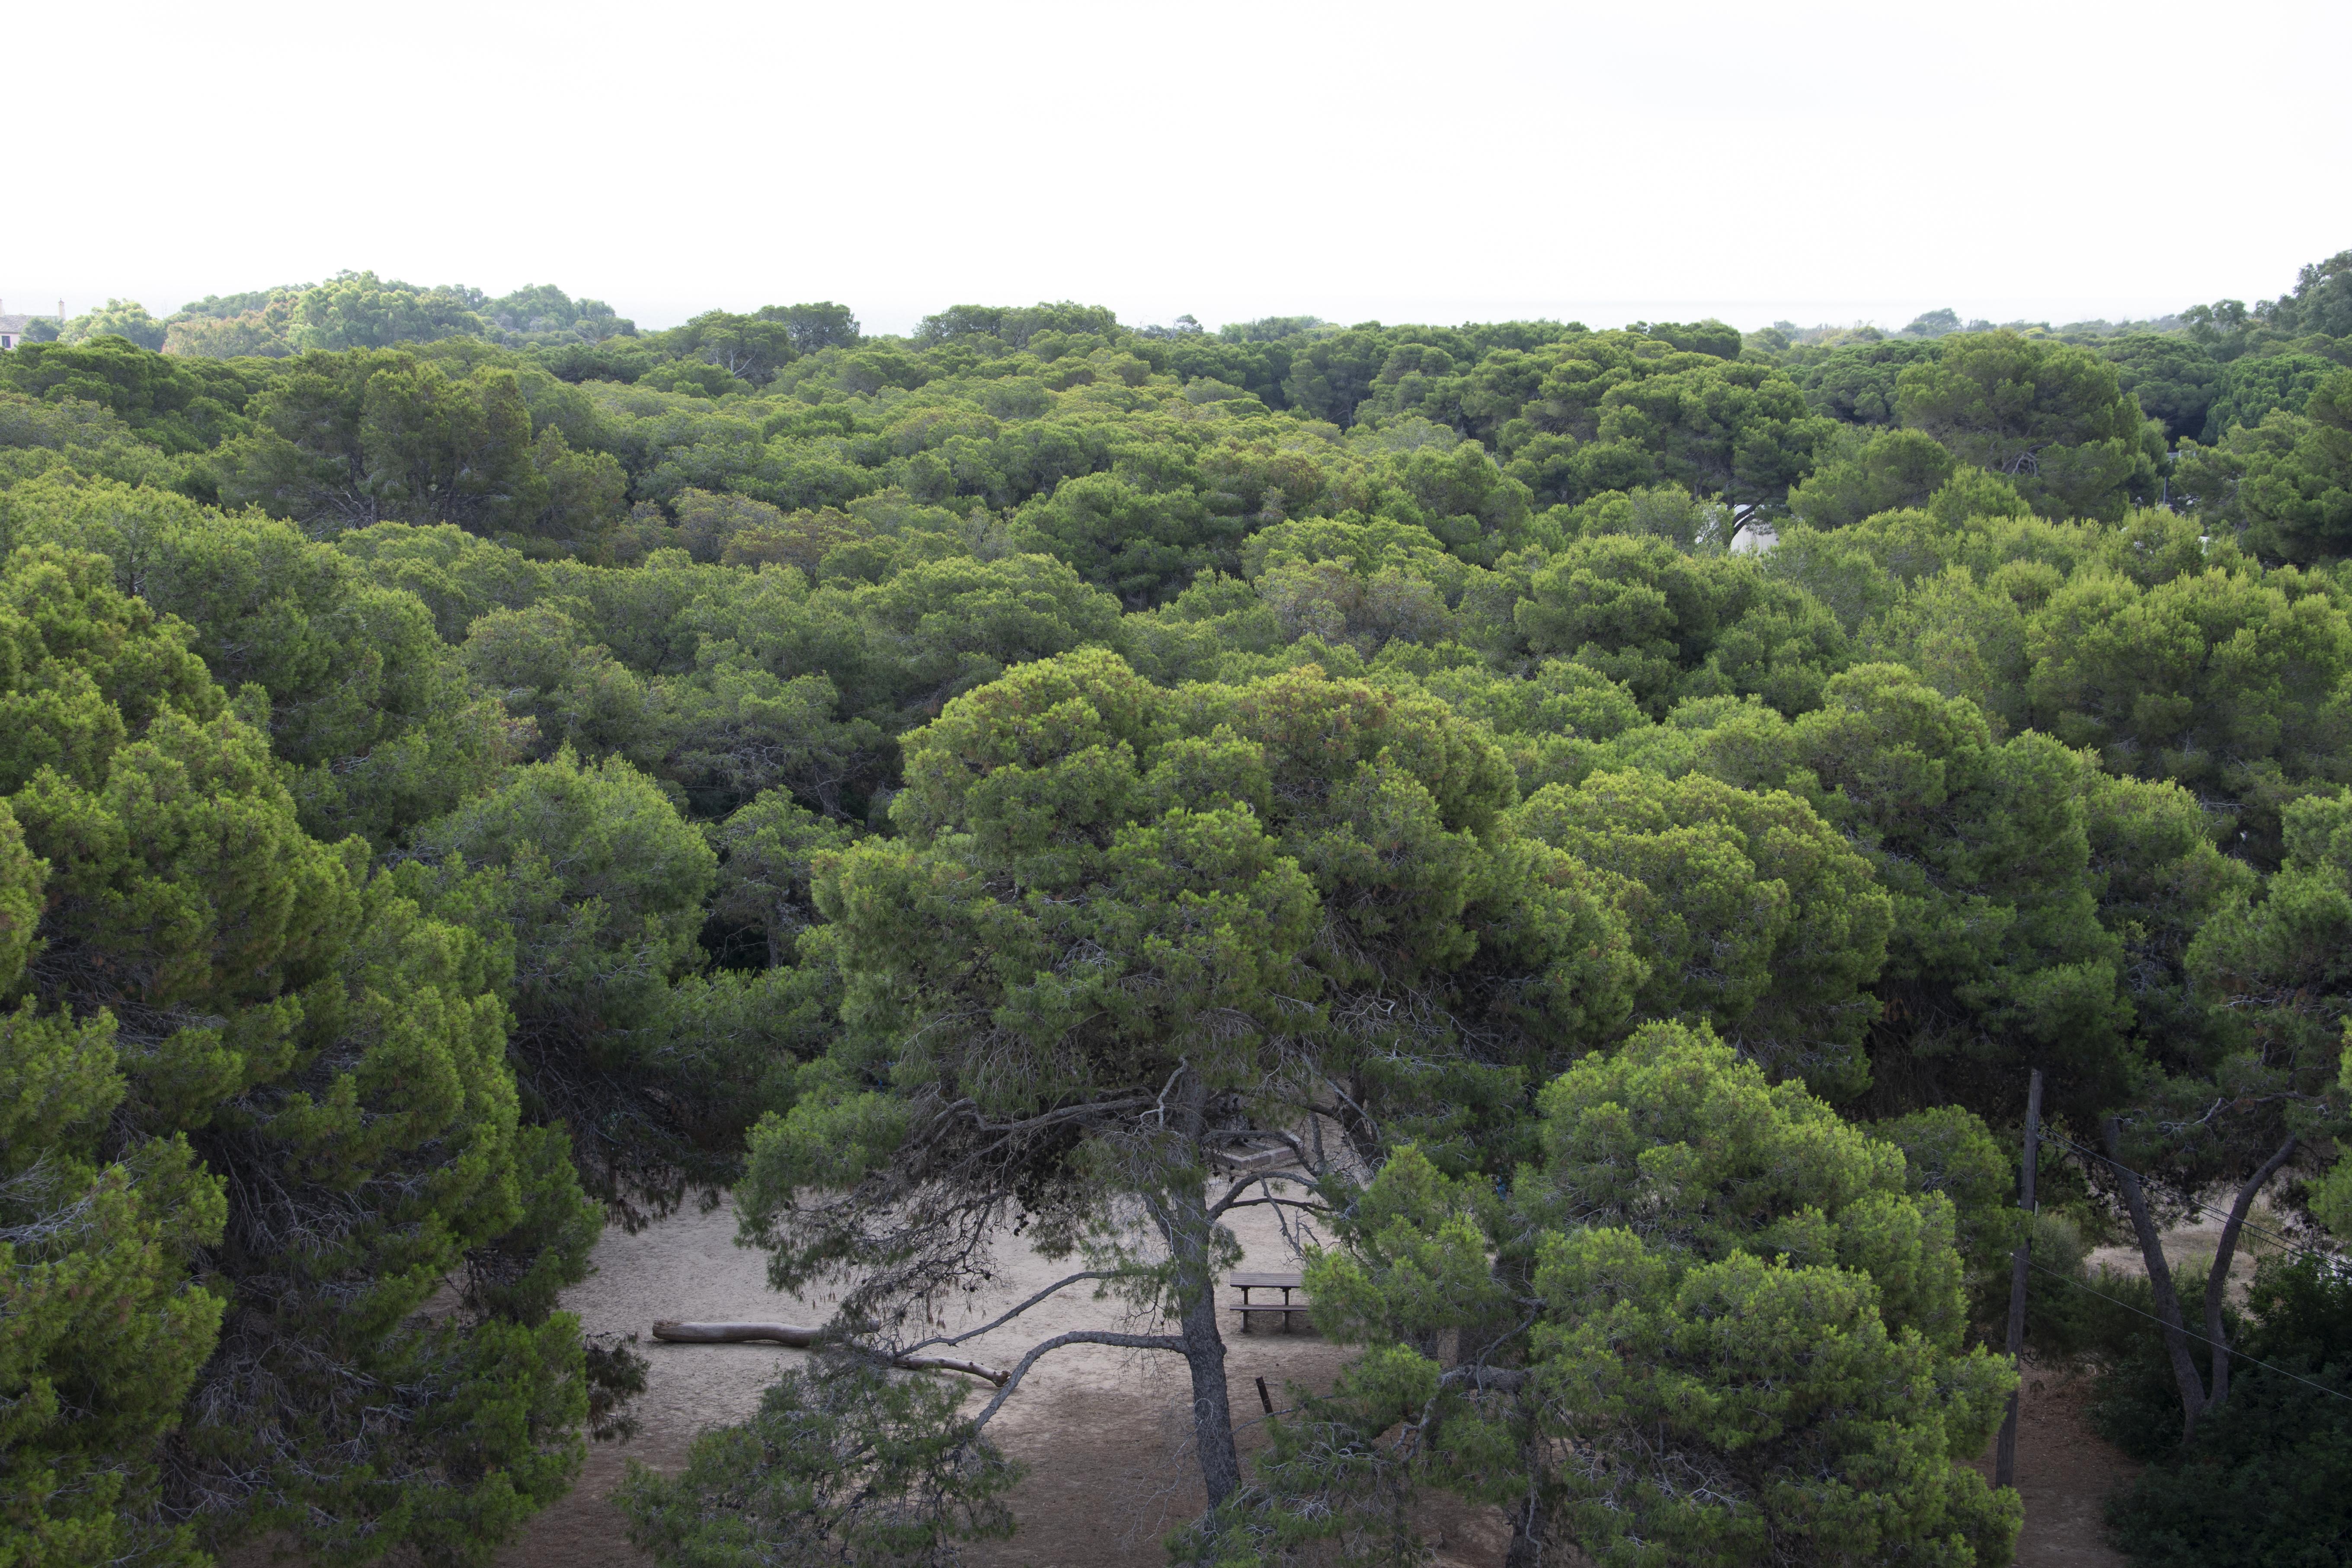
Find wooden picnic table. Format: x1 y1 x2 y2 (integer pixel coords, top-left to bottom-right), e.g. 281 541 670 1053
1229 1271 1310 1334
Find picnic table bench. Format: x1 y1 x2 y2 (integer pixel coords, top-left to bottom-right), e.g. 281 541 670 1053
1230 1271 1311 1334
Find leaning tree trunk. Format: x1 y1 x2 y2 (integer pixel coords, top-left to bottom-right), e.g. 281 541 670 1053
2203 1134 2298 1413
2104 1117 2208 1442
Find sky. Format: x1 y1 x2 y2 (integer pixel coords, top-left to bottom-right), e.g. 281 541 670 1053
7 0 2348 336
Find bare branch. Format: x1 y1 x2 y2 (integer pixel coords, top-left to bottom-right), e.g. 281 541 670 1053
894 1269 1123 1357
966 1330 1188 1432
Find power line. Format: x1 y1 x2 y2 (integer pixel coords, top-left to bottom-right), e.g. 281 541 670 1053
2044 1132 2336 1267
2026 1259 2352 1408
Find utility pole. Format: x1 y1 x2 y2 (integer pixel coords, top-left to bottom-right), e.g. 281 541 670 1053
1994 1068 2043 1488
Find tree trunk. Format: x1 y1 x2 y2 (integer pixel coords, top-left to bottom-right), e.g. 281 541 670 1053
1995 1068 2042 1489
1334 1068 1385 1172
1503 1433 1552 1568
2104 1117 2207 1442
1462 1254 1550 1568
1167 1074 1243 1512
1176 1241 1242 1508
2204 1134 2297 1413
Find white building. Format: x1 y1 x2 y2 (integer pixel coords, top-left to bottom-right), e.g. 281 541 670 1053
0 302 65 349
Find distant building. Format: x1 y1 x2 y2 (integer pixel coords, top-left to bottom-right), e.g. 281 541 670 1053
0 301 64 349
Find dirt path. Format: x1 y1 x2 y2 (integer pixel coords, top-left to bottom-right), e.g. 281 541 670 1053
1974 1366 2136 1568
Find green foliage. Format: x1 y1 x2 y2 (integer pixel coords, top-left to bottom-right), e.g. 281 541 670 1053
1895 330 2166 521
57 298 169 352
1632 318 1743 359
0 543 595 1564
0 390 186 492
1009 468 1245 605
1867 1104 2103 1342
2198 350 2339 443
1899 310 1964 340
2188 788 2352 1229
214 348 625 545
2 472 508 846
2180 368 2352 563
2099 333 2222 444
288 270 490 351
1520 1029 2014 1565
2274 251 2352 340
0 335 264 454
176 876 598 1564
1524 1024 1978 1339
1675 662 2154 1116
707 788 858 965
1551 481 1729 552
641 310 802 388
1791 338 1943 426
1762 505 2330 862
1255 1025 2018 1567
406 748 720 1210
616 1356 1019 1567
740 646 1637 1360
1786 426 1957 528
851 552 1124 714
15 261 2352 1558
0 661 247 1546
330 519 544 640
2024 554 2352 852
0 1063 224 1568
2092 1256 2352 1568
478 283 634 346
2182 252 2352 362
163 289 302 359
1504 533 1850 717
1513 768 1891 1097
1370 649 1642 795
1494 333 1834 516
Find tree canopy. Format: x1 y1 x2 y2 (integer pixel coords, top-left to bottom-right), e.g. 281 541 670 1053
11 244 2352 1566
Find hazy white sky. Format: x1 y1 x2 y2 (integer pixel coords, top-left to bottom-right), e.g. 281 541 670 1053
8 0 2347 335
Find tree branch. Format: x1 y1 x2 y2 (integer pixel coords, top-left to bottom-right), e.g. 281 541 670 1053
648 1321 1010 1385
967 1330 1188 1431
894 1269 1123 1357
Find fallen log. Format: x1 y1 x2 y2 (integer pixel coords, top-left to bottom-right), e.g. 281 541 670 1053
649 1321 1010 1386
651 1320 820 1347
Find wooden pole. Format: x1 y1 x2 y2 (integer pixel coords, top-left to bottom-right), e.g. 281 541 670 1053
1994 1069 2042 1488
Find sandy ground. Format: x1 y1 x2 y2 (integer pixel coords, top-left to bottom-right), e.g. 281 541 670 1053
509 1197 1510 1568
218 1190 2252 1566
493 1199 2155 1568
2083 1201 2290 1296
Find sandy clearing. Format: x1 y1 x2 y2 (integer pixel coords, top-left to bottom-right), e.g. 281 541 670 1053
499 1194 1508 1568
217 1189 2218 1566
506 1197 2148 1568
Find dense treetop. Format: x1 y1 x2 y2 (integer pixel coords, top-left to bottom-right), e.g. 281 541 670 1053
6 248 2352 1567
